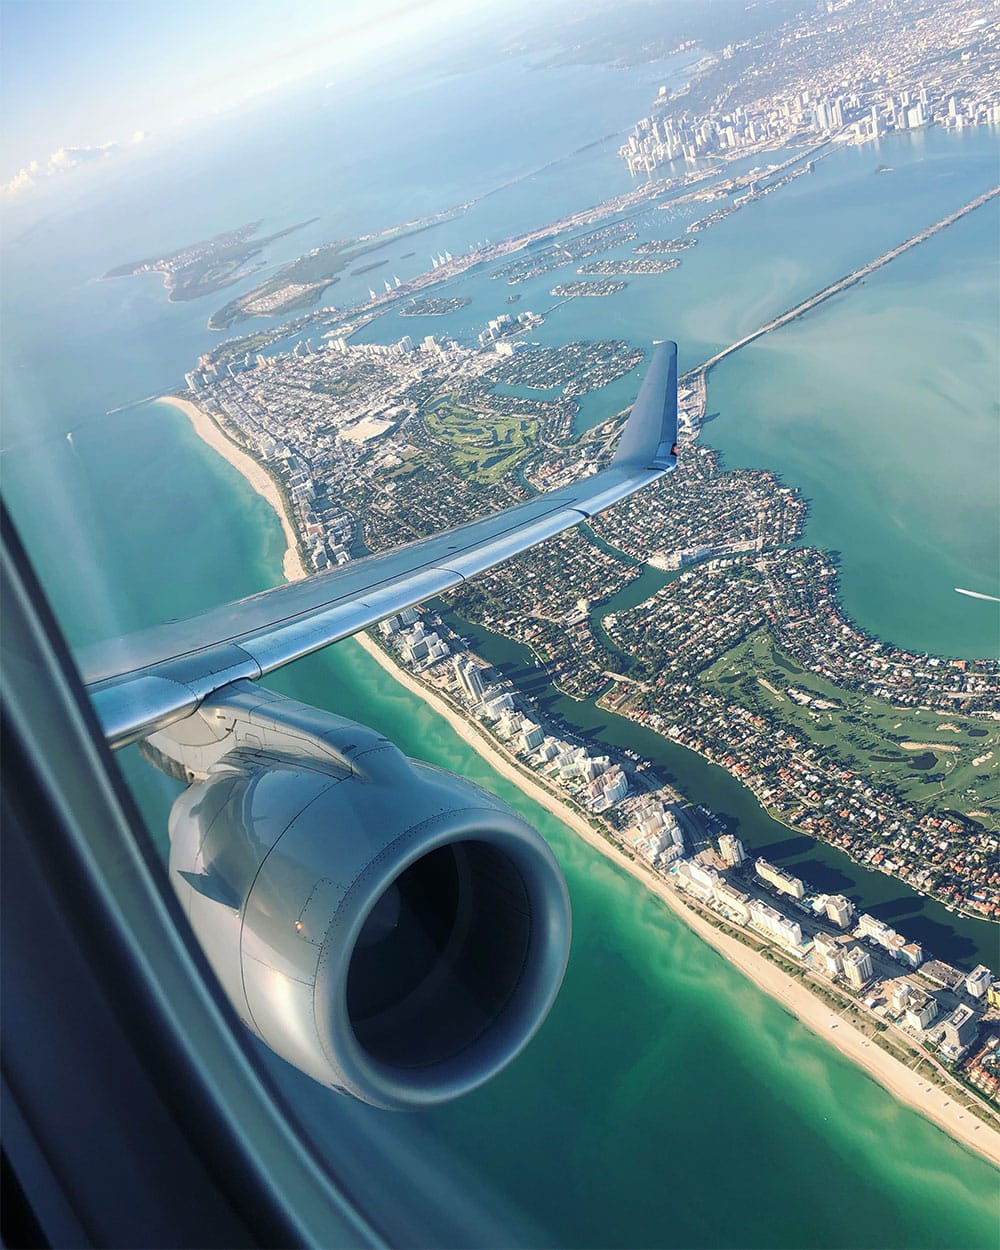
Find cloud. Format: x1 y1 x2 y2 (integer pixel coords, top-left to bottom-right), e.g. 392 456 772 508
2 132 147 196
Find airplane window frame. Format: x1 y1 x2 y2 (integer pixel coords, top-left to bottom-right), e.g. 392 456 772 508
1 501 387 1250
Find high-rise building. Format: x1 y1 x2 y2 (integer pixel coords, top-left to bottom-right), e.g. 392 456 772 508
824 895 855 928
965 965 993 1000
843 946 873 989
940 1006 980 1056
814 934 844 977
454 656 487 701
714 881 750 924
904 993 938 1031
890 983 912 1013
601 768 629 805
748 899 803 949
856 914 920 967
718 834 746 867
755 858 805 899
675 860 719 904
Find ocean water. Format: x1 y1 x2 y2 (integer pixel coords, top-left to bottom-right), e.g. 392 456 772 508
120 629 1000 1249
3 41 999 1249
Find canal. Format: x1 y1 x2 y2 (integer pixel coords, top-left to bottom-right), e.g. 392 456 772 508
438 598 998 972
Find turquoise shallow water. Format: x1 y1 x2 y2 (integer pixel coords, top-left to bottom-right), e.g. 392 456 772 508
120 611 1000 1249
3 46 999 1246
707 196 1000 660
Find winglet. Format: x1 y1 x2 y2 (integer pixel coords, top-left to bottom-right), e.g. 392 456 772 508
612 339 677 471
82 338 680 748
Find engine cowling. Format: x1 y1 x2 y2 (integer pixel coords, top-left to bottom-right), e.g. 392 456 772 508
159 682 571 1110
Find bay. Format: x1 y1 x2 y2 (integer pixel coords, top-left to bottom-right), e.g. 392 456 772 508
2 43 998 1248
707 195 1000 660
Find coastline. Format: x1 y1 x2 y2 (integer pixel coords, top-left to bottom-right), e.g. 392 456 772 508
157 394 308 583
356 631 1000 1171
165 388 1000 1172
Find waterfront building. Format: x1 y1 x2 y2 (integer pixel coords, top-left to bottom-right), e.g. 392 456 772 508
890 983 912 1013
675 860 720 904
600 767 629 806
454 655 487 701
755 857 805 899
904 993 938 1031
843 946 874 990
813 934 844 977
965 965 993 1000
940 1006 981 1058
748 899 803 950
718 834 746 867
714 880 750 925
920 960 964 991
824 895 855 928
482 692 514 720
856 914 922 968
518 722 545 753
987 984 1000 1011
534 738 561 764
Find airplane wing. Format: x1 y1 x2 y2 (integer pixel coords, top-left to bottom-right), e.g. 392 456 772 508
81 339 679 748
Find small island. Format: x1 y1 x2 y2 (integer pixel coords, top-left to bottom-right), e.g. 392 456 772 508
399 296 471 316
209 242 360 329
579 257 681 275
551 280 627 297
634 237 698 254
102 218 318 302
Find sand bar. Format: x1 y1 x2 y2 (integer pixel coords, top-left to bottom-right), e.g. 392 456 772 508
170 390 1000 1171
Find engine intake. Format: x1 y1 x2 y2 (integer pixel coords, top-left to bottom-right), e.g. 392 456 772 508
154 681 570 1110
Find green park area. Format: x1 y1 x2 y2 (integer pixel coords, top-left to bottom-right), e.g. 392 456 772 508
421 394 538 485
700 628 1000 828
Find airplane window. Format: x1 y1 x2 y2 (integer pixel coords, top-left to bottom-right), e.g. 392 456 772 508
3 1 999 1246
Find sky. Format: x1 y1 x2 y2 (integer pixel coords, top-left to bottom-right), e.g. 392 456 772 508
0 0 529 194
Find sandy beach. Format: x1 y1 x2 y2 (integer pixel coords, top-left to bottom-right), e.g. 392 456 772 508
168 389 1000 1171
158 394 308 584
356 632 1000 1170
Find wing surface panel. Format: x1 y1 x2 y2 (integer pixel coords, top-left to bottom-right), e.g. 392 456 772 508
83 340 678 747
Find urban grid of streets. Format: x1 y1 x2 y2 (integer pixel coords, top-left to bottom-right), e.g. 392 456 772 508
172 0 1000 1104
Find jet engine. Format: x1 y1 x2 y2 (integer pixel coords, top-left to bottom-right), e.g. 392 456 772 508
145 680 571 1111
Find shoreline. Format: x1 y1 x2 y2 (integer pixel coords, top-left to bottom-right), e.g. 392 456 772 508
355 632 1000 1171
157 394 308 583
165 388 1000 1171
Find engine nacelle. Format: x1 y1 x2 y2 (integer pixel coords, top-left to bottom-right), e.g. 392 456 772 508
151 681 571 1110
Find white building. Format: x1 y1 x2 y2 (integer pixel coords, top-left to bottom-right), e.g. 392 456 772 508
748 899 803 949
965 965 993 1000
755 857 805 900
813 934 844 978
904 993 938 1031
824 895 856 928
718 834 746 867
843 946 874 990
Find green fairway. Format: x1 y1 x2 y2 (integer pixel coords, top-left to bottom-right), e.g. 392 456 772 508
422 394 539 485
700 629 1000 829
